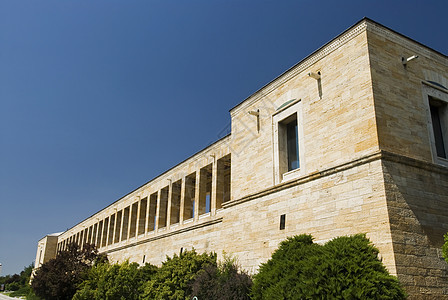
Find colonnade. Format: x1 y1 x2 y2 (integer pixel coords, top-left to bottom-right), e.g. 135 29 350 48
57 154 231 251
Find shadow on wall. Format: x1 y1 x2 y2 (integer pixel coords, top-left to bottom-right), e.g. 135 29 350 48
382 159 448 248
381 157 448 296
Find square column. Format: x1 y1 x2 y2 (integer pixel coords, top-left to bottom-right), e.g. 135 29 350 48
194 171 200 221
211 157 218 215
166 180 172 229
179 177 186 223
155 190 161 231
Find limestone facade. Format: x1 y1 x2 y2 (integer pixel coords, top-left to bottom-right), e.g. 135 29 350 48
34 18 448 298
34 233 61 269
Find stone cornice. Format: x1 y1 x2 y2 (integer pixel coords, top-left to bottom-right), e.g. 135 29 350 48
380 150 448 175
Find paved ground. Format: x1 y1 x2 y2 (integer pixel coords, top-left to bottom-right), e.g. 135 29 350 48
0 293 20 300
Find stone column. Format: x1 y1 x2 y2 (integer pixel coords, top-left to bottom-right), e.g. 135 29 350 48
179 177 186 223
88 226 93 244
104 218 110 247
155 190 161 232
111 209 117 245
94 219 100 246
166 180 172 229
135 198 141 238
80 228 85 249
194 171 200 221
145 195 150 233
211 156 218 215
126 207 132 241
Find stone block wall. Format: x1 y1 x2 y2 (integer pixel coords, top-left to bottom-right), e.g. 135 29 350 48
382 154 448 298
34 234 59 269
106 157 396 276
367 21 448 163
230 21 379 200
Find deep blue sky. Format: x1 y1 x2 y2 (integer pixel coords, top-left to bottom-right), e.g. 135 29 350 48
0 0 446 275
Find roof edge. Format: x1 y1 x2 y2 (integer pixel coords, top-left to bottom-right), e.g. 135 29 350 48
38 232 63 242
229 17 447 115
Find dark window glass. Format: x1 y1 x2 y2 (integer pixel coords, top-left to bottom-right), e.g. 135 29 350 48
430 104 446 158
280 214 286 230
286 119 299 171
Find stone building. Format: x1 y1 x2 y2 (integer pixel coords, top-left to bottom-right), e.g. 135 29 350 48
34 18 448 298
34 233 62 269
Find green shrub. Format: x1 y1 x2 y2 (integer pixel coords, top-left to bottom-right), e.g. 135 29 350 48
191 254 252 300
9 285 33 297
251 234 320 299
316 235 405 298
252 234 406 299
73 261 157 300
25 290 42 300
142 249 217 300
6 281 20 291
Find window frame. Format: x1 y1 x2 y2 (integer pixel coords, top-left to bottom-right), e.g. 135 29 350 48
272 99 305 184
422 82 448 167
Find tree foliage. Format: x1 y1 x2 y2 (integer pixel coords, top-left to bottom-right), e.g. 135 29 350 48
73 261 157 300
252 234 406 299
0 263 35 296
31 243 106 300
142 249 217 300
191 254 252 300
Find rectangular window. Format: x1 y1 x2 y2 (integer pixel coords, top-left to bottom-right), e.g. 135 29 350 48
108 215 115 245
138 198 147 235
92 223 97 247
101 218 108 247
87 226 93 244
430 100 447 158
96 221 103 246
170 180 181 225
114 210 122 243
129 202 138 237
148 193 157 231
216 154 231 209
280 214 286 230
273 99 303 184
79 231 84 247
121 206 129 241
183 172 196 220
424 85 448 167
158 187 169 229
199 164 212 215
